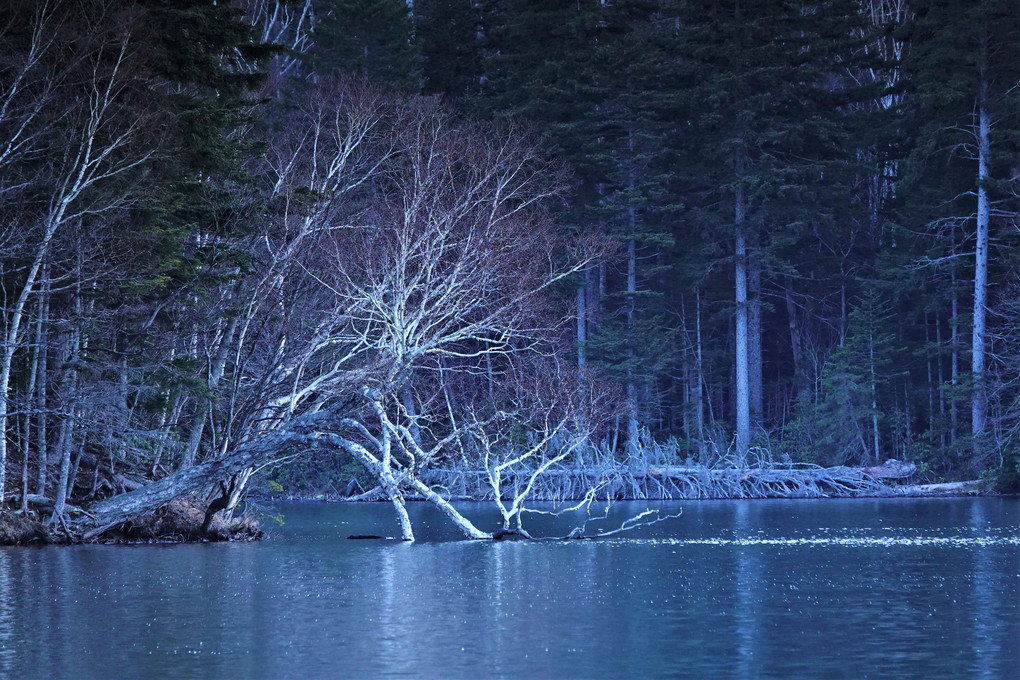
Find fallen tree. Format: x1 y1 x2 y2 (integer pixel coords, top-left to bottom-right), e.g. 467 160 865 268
416 459 920 502
18 85 601 544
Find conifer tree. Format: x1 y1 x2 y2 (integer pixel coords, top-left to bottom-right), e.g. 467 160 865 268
672 0 878 460
310 0 421 92
900 0 1020 466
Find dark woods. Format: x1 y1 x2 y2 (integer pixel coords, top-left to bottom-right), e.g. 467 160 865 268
1 0 1019 541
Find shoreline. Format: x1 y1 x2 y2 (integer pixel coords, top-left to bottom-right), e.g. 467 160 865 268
1 474 1004 547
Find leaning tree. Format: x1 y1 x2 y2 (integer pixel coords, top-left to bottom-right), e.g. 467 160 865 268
69 80 598 540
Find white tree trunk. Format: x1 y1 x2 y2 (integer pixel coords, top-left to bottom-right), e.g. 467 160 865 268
870 332 880 463
576 279 587 368
951 266 959 445
971 84 990 447
734 191 750 463
749 246 763 429
35 269 49 496
625 237 639 454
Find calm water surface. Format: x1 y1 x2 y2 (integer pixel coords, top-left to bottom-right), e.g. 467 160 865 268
0 497 1018 679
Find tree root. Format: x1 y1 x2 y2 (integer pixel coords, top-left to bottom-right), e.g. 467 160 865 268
417 460 921 502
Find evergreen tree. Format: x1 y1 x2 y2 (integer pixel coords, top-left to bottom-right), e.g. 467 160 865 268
790 289 900 465
899 0 1020 466
672 0 880 460
310 0 422 92
415 0 483 97
479 0 681 452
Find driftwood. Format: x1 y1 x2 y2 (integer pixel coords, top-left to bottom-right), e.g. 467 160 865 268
416 459 920 502
905 480 984 496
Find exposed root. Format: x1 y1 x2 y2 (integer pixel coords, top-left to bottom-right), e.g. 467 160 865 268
0 512 50 545
86 497 263 544
417 459 920 502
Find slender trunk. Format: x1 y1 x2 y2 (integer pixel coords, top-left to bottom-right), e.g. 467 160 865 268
785 277 810 406
926 313 935 439
401 385 420 444
35 269 49 496
485 352 495 402
680 297 690 444
576 278 587 368
903 378 912 455
117 355 129 460
840 283 847 345
186 411 207 469
748 242 763 429
185 317 239 467
936 314 946 450
20 297 42 512
52 319 81 521
0 247 51 504
971 78 990 451
597 261 606 303
695 288 706 460
951 268 959 445
734 178 750 463
870 331 880 463
626 236 639 455
625 127 640 454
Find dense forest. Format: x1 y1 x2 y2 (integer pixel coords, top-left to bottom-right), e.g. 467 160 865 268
1 0 1019 540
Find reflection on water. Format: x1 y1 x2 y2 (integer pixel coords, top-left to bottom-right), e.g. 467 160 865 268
0 497 1016 679
733 502 758 677
0 549 11 677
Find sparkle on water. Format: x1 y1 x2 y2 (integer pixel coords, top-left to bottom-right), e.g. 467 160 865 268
0 497 1017 679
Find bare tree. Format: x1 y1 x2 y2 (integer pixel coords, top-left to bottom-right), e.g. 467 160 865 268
68 82 592 538
0 5 152 507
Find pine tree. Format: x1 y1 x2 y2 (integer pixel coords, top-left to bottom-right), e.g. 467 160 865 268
900 0 1020 466
478 1 682 452
791 289 900 465
671 0 880 461
310 0 421 92
415 0 483 97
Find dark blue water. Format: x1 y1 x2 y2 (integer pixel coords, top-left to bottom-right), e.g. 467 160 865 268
0 497 1018 679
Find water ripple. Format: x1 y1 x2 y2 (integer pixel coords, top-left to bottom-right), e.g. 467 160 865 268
600 535 1020 547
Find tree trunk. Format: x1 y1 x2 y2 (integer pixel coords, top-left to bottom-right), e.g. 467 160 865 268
35 269 49 496
971 78 990 453
51 322 81 522
734 184 750 463
410 477 489 539
784 276 811 406
68 409 345 538
870 331 880 464
748 241 763 430
401 385 421 445
576 278 587 368
626 236 639 454
695 288 706 460
936 313 946 450
951 267 959 445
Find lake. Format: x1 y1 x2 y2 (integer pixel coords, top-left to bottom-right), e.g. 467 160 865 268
0 497 1017 679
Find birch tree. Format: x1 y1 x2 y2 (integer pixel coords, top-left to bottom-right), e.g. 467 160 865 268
69 84 594 538
0 3 151 506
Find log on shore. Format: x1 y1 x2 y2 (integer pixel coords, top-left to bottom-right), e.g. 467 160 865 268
902 480 984 496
